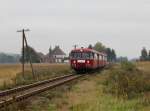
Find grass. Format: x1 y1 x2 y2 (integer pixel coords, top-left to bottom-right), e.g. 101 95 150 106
40 62 149 111
22 72 150 111
66 74 147 111
0 63 71 89
1 62 150 111
103 62 147 99
136 61 150 73
0 64 21 86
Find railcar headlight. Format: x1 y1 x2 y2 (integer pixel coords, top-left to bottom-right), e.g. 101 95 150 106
87 60 90 64
73 60 76 64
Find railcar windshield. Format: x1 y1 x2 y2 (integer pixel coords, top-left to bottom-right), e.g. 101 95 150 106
70 52 93 59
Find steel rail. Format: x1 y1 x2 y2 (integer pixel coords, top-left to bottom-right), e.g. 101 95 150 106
0 74 73 97
0 74 82 108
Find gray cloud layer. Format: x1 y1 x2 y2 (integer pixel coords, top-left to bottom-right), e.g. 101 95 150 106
0 0 150 58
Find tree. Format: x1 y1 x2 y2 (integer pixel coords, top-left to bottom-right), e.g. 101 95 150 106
0 53 20 63
93 42 106 52
148 50 150 60
140 47 148 61
49 46 53 56
105 48 112 62
20 46 41 63
105 48 117 62
88 44 93 49
111 49 117 62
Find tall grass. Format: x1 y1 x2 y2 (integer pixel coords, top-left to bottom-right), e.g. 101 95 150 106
0 63 72 90
103 61 150 100
8 62 150 111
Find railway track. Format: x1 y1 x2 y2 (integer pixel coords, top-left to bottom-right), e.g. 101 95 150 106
0 74 82 108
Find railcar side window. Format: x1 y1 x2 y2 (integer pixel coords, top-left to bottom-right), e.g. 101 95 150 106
99 55 102 60
94 53 97 59
89 53 93 59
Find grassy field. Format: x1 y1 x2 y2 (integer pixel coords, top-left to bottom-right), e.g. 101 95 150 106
1 62 150 111
21 61 150 111
0 64 21 86
136 61 150 73
0 63 71 88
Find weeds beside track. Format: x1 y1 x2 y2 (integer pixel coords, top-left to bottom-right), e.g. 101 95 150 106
0 74 82 109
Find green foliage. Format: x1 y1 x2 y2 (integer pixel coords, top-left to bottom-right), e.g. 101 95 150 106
14 66 72 87
88 44 93 49
105 48 111 61
140 47 149 61
111 49 117 62
70 97 142 111
20 46 41 63
0 53 20 63
121 61 136 71
93 42 106 52
92 42 117 62
49 46 53 55
105 48 117 62
104 62 147 99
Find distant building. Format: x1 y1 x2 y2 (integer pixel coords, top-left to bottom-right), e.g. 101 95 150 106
52 46 66 63
38 46 66 63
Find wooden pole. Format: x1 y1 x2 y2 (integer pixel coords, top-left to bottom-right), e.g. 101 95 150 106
17 29 35 79
24 34 35 79
22 29 25 78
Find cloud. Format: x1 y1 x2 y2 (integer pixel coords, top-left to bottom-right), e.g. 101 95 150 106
0 0 150 58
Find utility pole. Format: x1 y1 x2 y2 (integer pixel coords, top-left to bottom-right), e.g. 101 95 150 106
17 29 35 79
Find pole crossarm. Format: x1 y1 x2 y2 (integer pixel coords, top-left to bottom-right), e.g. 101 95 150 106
17 29 30 32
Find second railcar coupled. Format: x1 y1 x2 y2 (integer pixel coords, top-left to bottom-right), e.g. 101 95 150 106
69 48 107 72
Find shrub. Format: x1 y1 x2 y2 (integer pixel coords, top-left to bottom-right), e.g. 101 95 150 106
104 62 146 99
120 61 136 71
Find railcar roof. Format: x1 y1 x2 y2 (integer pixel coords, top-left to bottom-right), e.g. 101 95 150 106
71 48 107 56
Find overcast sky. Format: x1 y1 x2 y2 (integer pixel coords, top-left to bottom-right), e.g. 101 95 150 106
0 0 150 58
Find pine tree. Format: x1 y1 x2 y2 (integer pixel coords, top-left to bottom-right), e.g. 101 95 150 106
141 47 148 61
105 48 112 62
88 44 93 49
111 49 117 62
49 46 53 56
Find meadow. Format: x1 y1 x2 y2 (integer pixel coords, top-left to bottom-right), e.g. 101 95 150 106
0 63 71 89
1 62 150 111
24 61 150 111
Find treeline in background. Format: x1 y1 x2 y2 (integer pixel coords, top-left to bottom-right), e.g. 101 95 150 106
88 42 117 62
0 41 119 63
0 53 20 63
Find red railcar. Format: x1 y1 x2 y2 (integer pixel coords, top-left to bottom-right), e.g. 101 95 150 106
69 48 107 72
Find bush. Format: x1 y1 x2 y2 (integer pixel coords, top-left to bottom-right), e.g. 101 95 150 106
120 61 136 71
104 62 146 99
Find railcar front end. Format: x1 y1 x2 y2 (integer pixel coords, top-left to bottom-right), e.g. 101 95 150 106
69 48 107 72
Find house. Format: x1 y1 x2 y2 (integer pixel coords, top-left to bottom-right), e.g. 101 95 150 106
51 46 66 63
41 46 66 63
